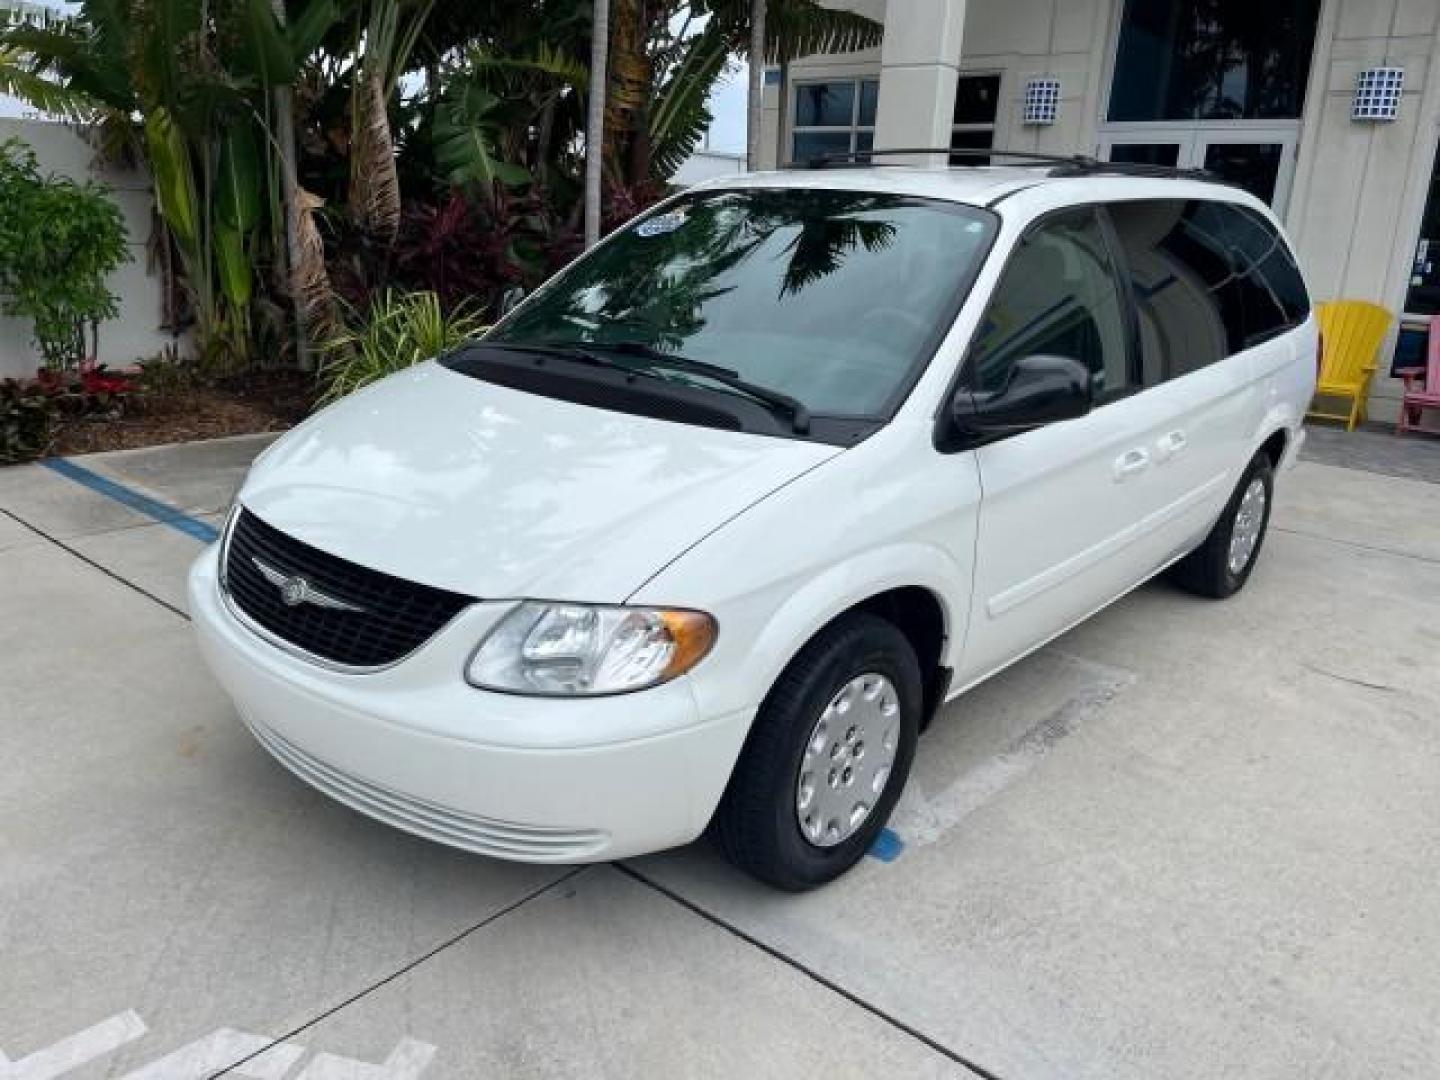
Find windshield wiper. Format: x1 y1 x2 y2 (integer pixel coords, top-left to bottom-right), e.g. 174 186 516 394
583 341 812 435
485 341 811 435
483 341 606 365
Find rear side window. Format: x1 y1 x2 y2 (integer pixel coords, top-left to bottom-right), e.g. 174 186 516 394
1223 205 1310 338
966 208 1135 403
1106 199 1310 383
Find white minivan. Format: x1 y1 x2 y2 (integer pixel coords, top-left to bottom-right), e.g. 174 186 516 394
190 161 1317 890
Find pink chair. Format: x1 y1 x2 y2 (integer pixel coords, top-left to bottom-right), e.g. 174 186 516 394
1397 315 1440 436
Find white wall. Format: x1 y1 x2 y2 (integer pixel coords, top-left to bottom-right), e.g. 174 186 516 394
674 148 747 186
0 119 179 379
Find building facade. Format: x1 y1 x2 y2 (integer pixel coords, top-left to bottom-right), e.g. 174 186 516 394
760 0 1440 423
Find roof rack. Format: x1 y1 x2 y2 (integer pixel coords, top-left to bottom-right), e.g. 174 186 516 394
792 146 1220 182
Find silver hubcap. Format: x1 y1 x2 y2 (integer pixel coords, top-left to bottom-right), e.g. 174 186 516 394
1228 477 1268 575
795 673 900 848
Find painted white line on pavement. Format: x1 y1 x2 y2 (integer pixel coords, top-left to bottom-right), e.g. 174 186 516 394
2 1014 437 1080
297 1039 437 1080
891 651 1137 847
119 1030 303 1080
0 1011 147 1080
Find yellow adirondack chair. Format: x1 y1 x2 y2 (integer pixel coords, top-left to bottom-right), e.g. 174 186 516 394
1309 300 1393 431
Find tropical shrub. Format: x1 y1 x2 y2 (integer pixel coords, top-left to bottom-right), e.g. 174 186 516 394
2 0 341 370
0 138 128 369
0 363 142 464
0 378 59 463
396 188 581 313
4 0 883 380
328 185 581 325
318 290 486 404
36 361 139 412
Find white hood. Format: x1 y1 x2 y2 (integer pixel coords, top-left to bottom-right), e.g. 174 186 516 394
237 363 840 601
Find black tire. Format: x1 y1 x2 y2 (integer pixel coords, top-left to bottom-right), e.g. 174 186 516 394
713 612 922 891
1168 451 1275 599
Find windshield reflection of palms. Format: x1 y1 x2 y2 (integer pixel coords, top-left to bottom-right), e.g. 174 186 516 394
550 193 902 351
773 214 896 297
491 189 991 417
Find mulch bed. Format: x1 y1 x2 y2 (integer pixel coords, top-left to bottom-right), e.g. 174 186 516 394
48 371 318 457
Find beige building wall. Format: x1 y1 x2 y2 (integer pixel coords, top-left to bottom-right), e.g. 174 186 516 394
774 0 1440 423
1287 0 1440 422
0 119 178 380
953 0 1115 157
768 0 1119 167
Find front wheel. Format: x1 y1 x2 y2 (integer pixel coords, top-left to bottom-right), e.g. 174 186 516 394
1168 451 1274 599
713 613 921 891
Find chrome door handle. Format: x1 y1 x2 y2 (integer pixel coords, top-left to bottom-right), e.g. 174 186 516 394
1156 429 1188 461
1113 447 1150 481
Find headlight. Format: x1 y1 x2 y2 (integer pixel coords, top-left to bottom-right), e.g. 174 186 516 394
466 602 718 696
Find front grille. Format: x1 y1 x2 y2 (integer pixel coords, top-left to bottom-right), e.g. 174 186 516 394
223 509 473 668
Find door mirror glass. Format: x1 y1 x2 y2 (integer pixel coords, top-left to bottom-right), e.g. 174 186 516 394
952 354 1092 438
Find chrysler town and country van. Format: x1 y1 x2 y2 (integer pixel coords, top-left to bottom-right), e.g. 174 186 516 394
190 162 1317 889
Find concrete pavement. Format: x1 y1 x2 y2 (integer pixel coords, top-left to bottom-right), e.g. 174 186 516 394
2 429 1439 1078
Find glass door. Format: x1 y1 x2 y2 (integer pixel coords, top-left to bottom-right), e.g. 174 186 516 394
1405 139 1440 317
1097 138 1185 167
1195 130 1297 214
1097 127 1297 214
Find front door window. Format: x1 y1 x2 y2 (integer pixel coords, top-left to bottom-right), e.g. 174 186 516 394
966 209 1135 405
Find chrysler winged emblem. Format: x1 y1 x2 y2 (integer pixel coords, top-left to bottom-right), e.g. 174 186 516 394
251 557 366 613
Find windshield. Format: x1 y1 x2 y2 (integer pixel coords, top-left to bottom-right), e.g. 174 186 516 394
486 188 997 419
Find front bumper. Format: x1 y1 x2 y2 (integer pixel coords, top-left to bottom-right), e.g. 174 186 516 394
188 545 755 862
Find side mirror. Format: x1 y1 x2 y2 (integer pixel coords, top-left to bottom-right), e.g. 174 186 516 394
950 354 1092 444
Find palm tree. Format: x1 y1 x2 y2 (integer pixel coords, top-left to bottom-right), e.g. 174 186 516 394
603 0 879 194
746 0 765 170
349 0 432 247
585 0 609 248
0 0 339 368
0 14 90 121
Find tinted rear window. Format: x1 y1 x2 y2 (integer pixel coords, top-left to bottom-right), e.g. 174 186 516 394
1106 199 1309 382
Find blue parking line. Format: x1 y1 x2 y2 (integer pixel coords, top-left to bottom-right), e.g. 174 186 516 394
868 827 905 862
43 457 220 543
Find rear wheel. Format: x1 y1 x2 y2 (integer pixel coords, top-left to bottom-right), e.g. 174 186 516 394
1168 451 1274 599
714 613 921 891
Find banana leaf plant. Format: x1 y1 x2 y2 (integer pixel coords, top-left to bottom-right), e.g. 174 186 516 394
602 0 881 192
1 0 340 369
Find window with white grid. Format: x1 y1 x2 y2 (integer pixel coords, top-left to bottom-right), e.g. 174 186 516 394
790 79 878 164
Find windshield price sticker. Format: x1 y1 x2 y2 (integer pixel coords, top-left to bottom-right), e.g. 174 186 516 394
637 210 687 237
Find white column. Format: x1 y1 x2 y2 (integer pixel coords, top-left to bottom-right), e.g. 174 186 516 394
872 0 967 168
